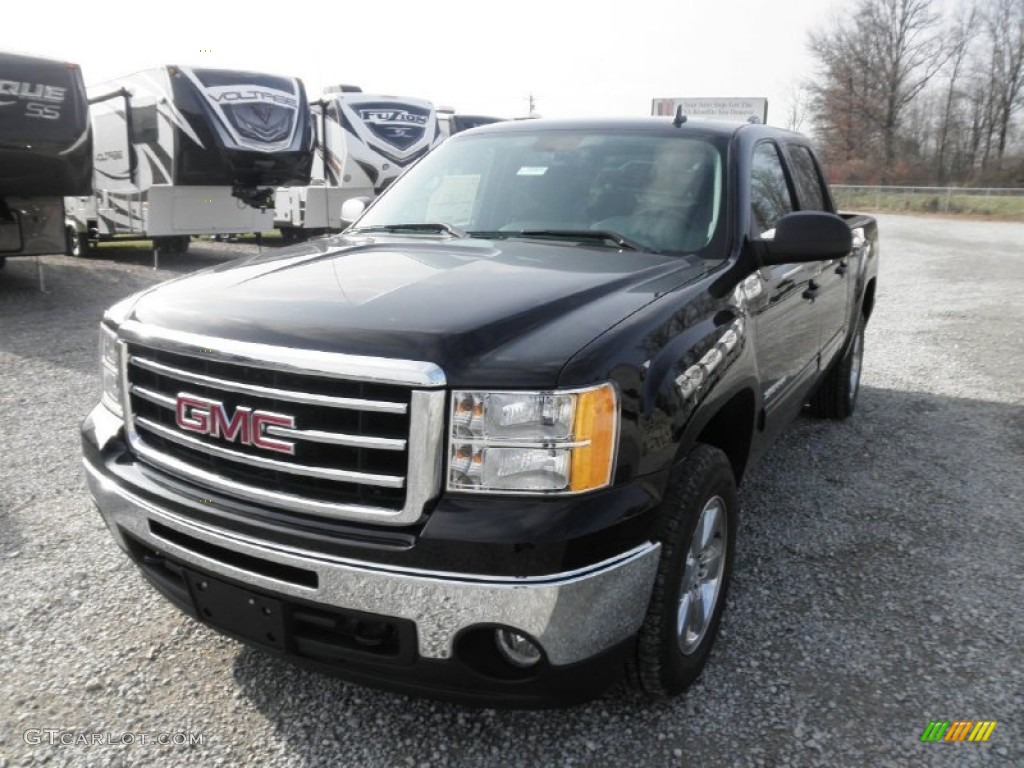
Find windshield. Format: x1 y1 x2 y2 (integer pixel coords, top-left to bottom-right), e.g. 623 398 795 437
353 130 726 255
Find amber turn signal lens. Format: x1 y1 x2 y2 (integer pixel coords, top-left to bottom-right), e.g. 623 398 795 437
570 383 618 492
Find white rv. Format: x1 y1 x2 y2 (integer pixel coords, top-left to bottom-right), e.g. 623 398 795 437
65 66 314 256
274 88 442 238
436 108 504 139
0 51 91 267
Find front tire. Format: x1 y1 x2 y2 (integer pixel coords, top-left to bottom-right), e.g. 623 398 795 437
809 317 864 419
628 444 738 699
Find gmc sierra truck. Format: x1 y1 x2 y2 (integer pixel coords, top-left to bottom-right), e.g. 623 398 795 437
82 117 878 707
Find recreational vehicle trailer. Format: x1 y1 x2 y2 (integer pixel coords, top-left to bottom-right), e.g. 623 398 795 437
65 66 314 257
0 51 91 267
436 109 504 138
274 88 442 238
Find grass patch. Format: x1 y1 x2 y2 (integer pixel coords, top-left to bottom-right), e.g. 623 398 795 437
832 189 1024 220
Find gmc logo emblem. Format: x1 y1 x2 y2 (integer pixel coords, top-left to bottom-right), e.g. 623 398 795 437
175 394 296 455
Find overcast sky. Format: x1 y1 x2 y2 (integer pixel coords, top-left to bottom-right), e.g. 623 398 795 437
5 0 840 126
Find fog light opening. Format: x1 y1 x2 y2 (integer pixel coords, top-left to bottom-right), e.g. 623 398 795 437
494 628 542 668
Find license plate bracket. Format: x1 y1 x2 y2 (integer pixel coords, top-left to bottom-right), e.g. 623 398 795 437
184 569 287 652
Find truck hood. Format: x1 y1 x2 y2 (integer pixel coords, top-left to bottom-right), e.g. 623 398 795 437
129 235 714 388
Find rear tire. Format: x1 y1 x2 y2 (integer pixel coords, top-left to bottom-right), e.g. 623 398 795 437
627 444 738 699
810 317 864 419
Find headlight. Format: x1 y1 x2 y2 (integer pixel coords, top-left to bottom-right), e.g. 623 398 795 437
99 323 123 416
448 383 618 494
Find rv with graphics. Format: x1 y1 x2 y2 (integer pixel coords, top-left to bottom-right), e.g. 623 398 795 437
273 88 441 239
436 108 504 139
65 66 314 256
0 51 91 267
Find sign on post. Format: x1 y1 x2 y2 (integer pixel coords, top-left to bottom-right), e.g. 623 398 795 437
652 97 768 124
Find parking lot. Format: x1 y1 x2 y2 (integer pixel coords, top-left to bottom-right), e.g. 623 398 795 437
1 215 1021 767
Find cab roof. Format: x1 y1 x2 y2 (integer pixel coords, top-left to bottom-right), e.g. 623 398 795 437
458 116 808 143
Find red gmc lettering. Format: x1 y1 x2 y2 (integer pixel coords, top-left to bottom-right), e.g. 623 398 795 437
211 403 251 443
175 394 295 455
252 413 296 455
176 395 211 434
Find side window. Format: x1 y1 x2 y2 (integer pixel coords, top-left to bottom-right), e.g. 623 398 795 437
786 145 828 211
750 142 794 237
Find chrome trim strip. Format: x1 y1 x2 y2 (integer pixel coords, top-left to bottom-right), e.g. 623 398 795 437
119 320 447 388
131 385 407 451
404 390 446 518
130 437 405 520
132 384 176 409
450 438 591 449
777 265 804 282
84 457 661 663
266 426 407 452
134 417 406 488
130 356 409 414
117 338 134 420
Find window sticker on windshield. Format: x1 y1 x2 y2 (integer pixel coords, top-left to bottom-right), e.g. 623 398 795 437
516 166 548 176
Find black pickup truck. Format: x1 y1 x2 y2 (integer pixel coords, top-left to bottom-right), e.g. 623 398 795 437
82 117 878 707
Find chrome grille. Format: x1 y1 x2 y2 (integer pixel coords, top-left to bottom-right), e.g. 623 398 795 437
117 322 446 526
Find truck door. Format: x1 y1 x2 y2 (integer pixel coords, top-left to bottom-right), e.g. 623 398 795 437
747 140 821 423
784 143 851 369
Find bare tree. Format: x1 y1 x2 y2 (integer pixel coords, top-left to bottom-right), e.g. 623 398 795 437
983 0 1024 167
806 0 1024 184
808 0 947 181
783 83 812 132
808 17 883 179
936 3 978 182
861 0 949 177
963 63 995 171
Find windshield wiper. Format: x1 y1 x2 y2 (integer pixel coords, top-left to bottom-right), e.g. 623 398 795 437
348 222 468 238
484 229 652 253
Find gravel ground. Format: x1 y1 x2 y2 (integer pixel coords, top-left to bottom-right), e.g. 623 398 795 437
1 218 1021 767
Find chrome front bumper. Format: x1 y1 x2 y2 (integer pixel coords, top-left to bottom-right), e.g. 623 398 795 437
83 408 661 666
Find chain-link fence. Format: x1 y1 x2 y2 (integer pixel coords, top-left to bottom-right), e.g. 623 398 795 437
831 185 1024 218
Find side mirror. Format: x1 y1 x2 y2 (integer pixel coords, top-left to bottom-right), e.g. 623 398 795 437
340 196 371 226
761 211 852 265
130 102 159 145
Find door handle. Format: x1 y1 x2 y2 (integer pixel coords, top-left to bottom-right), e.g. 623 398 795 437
802 280 820 301
835 261 849 276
